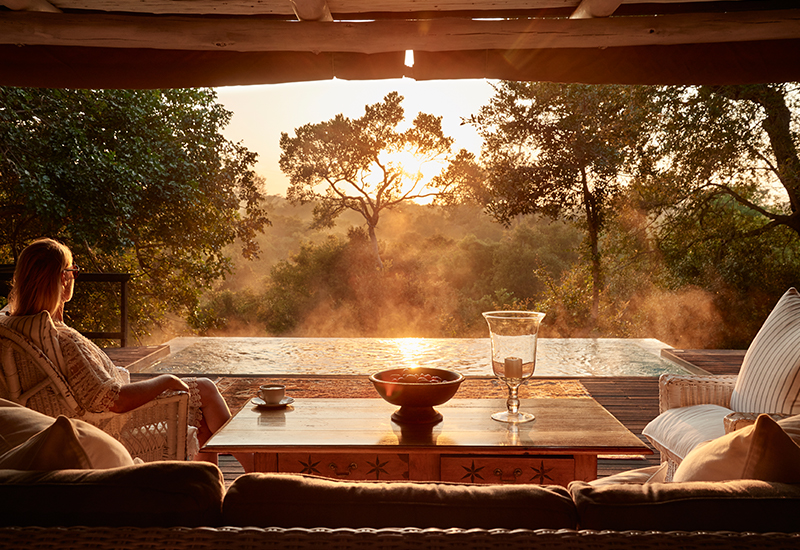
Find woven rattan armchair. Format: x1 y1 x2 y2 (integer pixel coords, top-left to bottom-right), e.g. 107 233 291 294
0 323 188 461
659 373 793 432
653 373 792 475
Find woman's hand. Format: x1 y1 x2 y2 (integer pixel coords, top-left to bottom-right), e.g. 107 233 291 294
110 374 189 413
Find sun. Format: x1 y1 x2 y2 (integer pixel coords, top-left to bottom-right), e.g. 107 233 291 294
377 147 447 204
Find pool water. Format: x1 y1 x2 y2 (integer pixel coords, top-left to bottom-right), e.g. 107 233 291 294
142 337 689 377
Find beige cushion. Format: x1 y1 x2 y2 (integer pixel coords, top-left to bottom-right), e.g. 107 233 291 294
223 472 578 529
674 413 800 483
0 311 66 371
0 398 132 469
0 461 225 527
779 412 800 439
731 287 800 415
570 478 800 532
588 464 667 487
642 403 730 463
0 398 60 453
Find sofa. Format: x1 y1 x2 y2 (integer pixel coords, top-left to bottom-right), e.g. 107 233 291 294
2 399 800 550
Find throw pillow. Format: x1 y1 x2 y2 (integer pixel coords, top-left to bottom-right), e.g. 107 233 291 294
0 397 58 453
641 403 730 464
673 413 800 483
778 412 800 440
586 464 666 487
730 287 800 415
0 415 93 469
0 398 133 469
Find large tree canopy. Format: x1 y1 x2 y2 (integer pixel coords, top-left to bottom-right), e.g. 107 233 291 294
463 82 654 323
645 84 800 241
0 87 270 334
279 91 464 269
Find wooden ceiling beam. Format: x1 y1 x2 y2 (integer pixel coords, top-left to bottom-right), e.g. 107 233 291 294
2 9 798 53
33 0 746 17
1 0 60 12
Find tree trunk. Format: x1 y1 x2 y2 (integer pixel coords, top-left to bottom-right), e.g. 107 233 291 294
711 85 800 217
581 168 602 326
367 223 384 270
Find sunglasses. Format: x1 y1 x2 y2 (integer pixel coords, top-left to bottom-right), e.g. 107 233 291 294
63 265 81 274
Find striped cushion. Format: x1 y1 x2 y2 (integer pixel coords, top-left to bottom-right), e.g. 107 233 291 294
730 288 800 415
0 311 66 373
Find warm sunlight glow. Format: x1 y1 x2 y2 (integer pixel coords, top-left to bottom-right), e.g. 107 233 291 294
376 148 447 204
215 79 495 196
394 338 428 366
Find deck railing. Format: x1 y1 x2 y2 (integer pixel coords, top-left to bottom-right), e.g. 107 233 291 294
0 266 130 348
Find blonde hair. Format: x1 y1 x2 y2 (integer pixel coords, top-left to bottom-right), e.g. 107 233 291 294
8 238 73 317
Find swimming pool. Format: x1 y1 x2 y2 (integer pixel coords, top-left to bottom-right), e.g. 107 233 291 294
141 337 691 377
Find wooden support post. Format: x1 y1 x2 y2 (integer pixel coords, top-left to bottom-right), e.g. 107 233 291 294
120 277 129 348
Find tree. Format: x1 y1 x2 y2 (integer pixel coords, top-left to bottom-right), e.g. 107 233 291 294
644 84 800 242
0 87 270 337
279 92 463 269
463 82 653 324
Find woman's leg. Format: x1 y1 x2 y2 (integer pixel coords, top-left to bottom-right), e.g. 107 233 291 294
192 377 254 472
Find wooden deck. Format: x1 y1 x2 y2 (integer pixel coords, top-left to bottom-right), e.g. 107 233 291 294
661 348 745 375
108 346 744 484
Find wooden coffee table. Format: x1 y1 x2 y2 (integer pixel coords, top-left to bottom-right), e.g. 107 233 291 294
203 397 652 485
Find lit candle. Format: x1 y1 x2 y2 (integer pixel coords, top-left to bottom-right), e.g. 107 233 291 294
505 356 523 379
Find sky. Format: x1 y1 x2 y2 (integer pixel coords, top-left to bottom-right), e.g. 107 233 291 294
214 78 497 196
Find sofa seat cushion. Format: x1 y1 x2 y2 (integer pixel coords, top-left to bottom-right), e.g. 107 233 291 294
642 403 730 467
0 461 224 527
570 478 800 532
223 472 577 529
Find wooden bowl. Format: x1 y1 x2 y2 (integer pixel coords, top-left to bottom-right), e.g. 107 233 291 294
369 367 464 424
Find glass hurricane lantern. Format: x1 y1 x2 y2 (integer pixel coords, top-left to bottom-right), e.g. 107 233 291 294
482 310 546 423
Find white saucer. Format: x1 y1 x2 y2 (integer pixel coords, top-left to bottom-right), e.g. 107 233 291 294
251 396 294 408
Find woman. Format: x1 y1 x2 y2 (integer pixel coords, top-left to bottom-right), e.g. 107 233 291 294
6 238 252 471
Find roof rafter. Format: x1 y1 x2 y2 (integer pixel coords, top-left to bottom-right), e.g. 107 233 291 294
2 9 799 53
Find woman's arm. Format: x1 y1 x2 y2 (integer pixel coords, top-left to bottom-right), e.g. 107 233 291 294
110 374 189 413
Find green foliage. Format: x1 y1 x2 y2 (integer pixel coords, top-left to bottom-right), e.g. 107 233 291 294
263 233 358 334
620 83 800 346
460 82 657 323
199 205 582 338
189 289 265 335
643 84 800 238
0 87 270 338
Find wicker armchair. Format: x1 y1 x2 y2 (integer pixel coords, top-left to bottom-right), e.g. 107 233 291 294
645 288 800 480
659 373 791 431
0 323 188 462
650 372 793 477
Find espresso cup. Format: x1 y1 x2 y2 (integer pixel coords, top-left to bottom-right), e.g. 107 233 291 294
260 384 285 404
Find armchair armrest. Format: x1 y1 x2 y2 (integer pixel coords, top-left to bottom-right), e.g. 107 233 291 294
83 391 189 461
723 411 794 433
658 373 737 414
